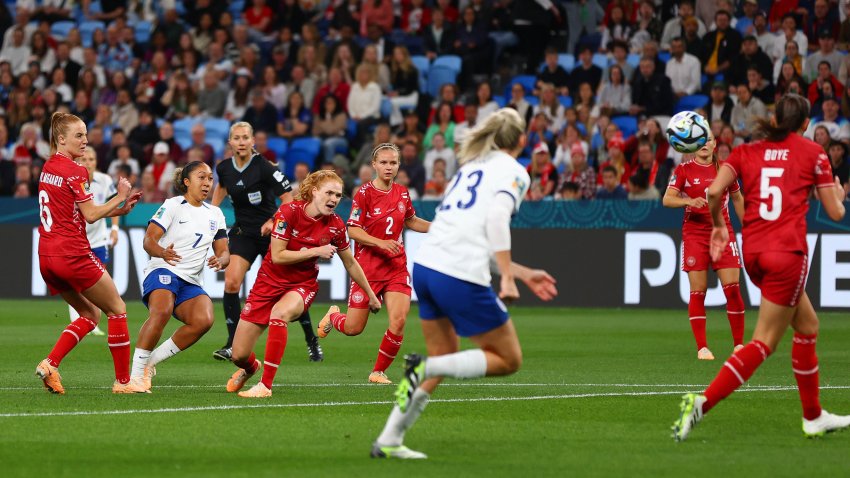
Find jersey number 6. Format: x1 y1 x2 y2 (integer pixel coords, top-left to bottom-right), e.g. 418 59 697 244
438 170 484 211
39 190 54 232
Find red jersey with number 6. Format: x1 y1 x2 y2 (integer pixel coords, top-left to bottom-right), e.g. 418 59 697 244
723 133 834 254
667 159 739 236
347 182 415 281
261 200 350 286
38 152 94 256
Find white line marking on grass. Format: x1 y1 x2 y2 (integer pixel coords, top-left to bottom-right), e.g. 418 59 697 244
2 385 849 418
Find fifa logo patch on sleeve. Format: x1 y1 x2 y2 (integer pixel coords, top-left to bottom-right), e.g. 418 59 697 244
276 219 287 232
154 207 166 219
351 207 361 221
82 180 91 194
513 176 528 196
669 174 677 185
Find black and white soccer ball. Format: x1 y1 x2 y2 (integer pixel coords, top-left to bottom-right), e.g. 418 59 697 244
666 111 711 154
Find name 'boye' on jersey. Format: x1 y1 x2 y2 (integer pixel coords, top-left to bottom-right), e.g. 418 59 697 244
347 181 415 281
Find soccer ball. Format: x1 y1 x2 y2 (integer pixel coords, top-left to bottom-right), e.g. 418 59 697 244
666 111 711 154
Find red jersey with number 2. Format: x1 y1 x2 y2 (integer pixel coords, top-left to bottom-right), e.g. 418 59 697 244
38 153 94 256
347 182 415 281
261 201 350 286
667 159 739 236
723 133 834 255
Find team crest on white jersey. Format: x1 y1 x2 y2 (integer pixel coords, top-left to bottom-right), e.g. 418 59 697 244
209 220 217 232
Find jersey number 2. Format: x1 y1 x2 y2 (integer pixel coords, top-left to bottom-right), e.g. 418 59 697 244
759 168 784 221
39 190 53 232
438 170 483 211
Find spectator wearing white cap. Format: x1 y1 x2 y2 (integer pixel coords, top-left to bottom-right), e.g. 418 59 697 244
144 142 177 196
527 142 559 200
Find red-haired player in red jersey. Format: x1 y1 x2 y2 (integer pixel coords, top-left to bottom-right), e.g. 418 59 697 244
664 126 746 361
673 94 850 441
225 171 382 398
316 143 431 384
35 112 144 394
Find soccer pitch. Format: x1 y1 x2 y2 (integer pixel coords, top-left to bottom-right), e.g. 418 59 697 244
1 299 848 477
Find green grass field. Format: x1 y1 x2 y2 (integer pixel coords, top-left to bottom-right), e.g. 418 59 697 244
1 299 849 477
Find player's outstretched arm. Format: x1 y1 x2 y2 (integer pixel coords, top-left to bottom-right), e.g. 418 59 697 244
404 215 431 233
348 226 402 255
818 176 847 222
78 178 140 223
511 262 558 302
338 247 381 313
143 223 182 265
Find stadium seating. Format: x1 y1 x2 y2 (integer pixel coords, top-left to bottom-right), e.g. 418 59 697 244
203 118 231 142
134 21 153 44
283 138 320 178
50 21 76 41
267 137 288 160
380 98 392 119
79 21 105 48
411 55 430 94
426 66 458 97
611 116 638 138
558 95 573 108
674 94 709 114
626 54 641 69
592 53 610 70
505 75 537 98
433 55 462 73
559 54 575 72
173 118 201 137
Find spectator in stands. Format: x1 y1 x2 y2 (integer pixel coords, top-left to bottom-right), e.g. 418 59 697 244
286 64 316 110
840 1 850 51
731 83 767 141
805 97 850 143
0 27 30 75
250 131 275 164
107 144 141 182
630 56 674 117
11 122 49 164
98 25 132 74
827 140 850 189
808 61 844 106
277 90 312 140
190 12 215 54
161 72 196 121
806 0 839 50
775 40 807 84
223 69 253 122
472 82 498 123
729 35 773 87
313 94 349 166
400 140 425 196
360 44 390 93
771 14 808 61
678 15 706 61
806 28 843 83
553 123 589 172
453 103 478 148
424 132 456 179
632 139 671 194
113 88 139 134
140 169 166 204
298 43 328 88
629 1 662 55
666 37 701 98
661 0 706 51
423 168 447 199
557 181 581 200
454 7 489 88
401 0 431 34
841 83 850 119
812 124 832 150
527 142 558 199
775 61 807 101
313 66 351 115
575 82 599 129
598 133 631 186
429 83 465 123
259 65 288 110
627 169 659 200
424 102 456 150
361 0 394 37
46 67 72 104
352 122 392 173
701 10 741 88
387 46 419 127
535 83 566 134
198 69 228 118
507 82 533 126
30 31 55 74
735 0 760 36
71 90 95 125
241 89 279 135
393 109 425 147
347 63 382 144
600 3 633 52
128 108 159 153
596 165 629 199
288 161 311 198
330 43 357 85
564 0 604 56
144 141 177 195
157 121 185 165
537 47 570 96
423 8 456 61
243 0 274 40
188 123 214 166
561 142 596 199
569 45 603 99
747 67 775 106
597 64 632 118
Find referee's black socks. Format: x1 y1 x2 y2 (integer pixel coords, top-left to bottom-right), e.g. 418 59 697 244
222 292 242 348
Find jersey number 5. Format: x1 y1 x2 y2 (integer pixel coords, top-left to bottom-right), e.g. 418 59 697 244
759 168 784 221
39 190 53 232
438 170 483 211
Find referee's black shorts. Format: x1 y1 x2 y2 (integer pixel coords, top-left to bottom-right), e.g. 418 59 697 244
228 226 270 265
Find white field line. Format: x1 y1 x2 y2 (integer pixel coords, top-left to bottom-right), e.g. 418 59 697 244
2 385 850 418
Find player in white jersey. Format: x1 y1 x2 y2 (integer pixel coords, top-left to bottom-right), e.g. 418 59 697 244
68 148 117 336
128 161 230 392
371 108 559 459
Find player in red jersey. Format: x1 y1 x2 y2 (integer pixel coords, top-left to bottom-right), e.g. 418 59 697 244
225 171 382 397
673 94 850 441
35 112 144 394
664 128 746 361
315 143 431 384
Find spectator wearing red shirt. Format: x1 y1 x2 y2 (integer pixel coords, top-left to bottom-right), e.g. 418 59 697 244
312 67 351 114
808 60 844 106
401 0 432 34
527 142 559 199
361 0 395 37
244 0 274 36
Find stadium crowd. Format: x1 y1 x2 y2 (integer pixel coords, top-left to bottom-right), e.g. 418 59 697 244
0 0 848 203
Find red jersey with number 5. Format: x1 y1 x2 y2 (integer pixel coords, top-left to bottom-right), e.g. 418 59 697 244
347 182 415 281
261 201 350 286
723 133 834 254
667 159 739 236
38 153 94 256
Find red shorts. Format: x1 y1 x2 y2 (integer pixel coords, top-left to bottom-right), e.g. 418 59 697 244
744 251 808 307
39 252 105 295
241 277 318 325
681 233 741 272
348 270 412 309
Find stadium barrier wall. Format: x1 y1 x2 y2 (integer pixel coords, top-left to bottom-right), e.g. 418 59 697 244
5 225 850 310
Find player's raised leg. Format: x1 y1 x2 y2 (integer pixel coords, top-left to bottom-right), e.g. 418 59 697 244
227 318 265 393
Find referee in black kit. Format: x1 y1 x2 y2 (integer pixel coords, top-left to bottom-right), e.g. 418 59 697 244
211 121 323 362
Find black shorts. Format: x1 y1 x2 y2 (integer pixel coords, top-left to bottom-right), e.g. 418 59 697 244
228 226 270 264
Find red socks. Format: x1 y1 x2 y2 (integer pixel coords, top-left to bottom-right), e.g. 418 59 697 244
260 319 288 389
373 330 403 373
245 352 259 374
107 313 131 384
703 340 772 413
330 312 347 334
688 291 707 350
46 317 97 367
792 333 822 420
723 283 745 346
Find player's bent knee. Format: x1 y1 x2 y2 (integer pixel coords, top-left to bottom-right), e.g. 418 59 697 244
223 277 243 293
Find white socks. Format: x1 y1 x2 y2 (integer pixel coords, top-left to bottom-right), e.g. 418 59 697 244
149 338 181 367
131 348 151 378
423 349 488 380
376 389 431 446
